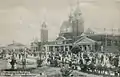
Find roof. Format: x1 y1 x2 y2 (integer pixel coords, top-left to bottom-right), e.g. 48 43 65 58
85 28 120 36
60 21 72 33
74 36 96 45
84 28 95 35
61 33 73 40
56 36 66 40
103 46 120 53
6 42 26 49
45 41 56 45
87 34 120 41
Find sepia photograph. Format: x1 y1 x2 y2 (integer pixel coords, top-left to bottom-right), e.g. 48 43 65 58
0 0 120 77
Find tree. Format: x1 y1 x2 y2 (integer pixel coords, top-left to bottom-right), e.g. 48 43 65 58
71 46 82 54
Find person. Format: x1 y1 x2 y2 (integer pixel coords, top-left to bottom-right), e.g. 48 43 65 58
10 54 16 70
114 55 119 67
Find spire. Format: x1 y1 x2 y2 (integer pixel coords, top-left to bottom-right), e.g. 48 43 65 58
77 0 80 8
42 7 47 22
41 21 47 28
69 0 74 22
41 8 48 29
73 0 82 19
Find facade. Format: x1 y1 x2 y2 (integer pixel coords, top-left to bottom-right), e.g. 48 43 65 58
43 3 96 53
86 32 120 53
31 40 41 56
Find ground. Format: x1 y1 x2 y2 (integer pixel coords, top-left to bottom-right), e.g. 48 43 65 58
31 66 103 77
0 59 8 70
0 59 103 77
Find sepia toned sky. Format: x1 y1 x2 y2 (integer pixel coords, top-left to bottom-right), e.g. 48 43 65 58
0 0 120 45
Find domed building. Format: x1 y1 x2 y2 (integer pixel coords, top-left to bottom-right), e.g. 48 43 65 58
59 3 84 41
43 1 120 54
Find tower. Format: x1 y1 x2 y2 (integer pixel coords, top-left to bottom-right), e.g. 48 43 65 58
41 21 48 44
72 0 84 38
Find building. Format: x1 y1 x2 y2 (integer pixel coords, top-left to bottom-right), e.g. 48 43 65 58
30 21 48 56
43 1 90 53
59 1 84 41
0 42 38 69
43 1 120 54
85 28 120 53
41 21 48 44
0 41 31 59
30 39 42 56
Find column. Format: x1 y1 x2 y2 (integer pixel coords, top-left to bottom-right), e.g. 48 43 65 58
67 45 70 51
86 45 89 52
119 56 120 66
63 46 65 51
59 46 61 52
46 46 49 52
81 45 84 51
56 46 59 51
66 46 69 55
53 46 55 52
78 52 80 62
101 45 103 52
90 45 92 51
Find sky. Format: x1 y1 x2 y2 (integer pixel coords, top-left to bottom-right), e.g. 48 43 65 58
0 0 120 45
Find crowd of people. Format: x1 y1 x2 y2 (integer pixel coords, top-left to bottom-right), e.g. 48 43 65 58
46 50 120 76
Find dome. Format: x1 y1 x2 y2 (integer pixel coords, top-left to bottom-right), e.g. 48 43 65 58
60 21 72 33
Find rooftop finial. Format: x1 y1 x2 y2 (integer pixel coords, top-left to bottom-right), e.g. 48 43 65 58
68 0 73 22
